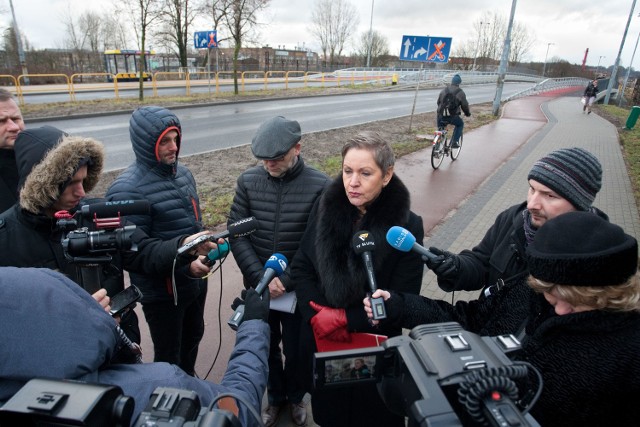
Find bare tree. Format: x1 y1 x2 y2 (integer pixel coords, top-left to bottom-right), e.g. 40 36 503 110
156 0 203 67
203 0 232 68
100 10 132 50
355 30 389 67
310 0 359 69
120 0 162 100
458 12 535 72
211 0 270 94
509 21 536 65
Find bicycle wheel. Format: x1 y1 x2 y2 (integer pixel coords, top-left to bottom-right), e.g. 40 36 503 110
450 133 462 160
431 137 445 169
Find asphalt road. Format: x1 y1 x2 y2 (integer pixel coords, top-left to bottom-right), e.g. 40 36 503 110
30 82 532 171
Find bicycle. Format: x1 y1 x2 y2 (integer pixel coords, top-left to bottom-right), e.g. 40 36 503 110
430 125 463 170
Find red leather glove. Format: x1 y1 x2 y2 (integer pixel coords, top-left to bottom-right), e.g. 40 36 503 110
309 301 350 342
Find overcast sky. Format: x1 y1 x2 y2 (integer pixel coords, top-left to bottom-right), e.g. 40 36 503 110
3 0 640 68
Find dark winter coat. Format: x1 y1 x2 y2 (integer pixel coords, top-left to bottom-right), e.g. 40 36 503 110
0 266 270 427
0 127 108 286
106 107 205 304
584 81 600 97
0 128 143 352
438 202 608 293
437 84 471 117
389 284 640 426
291 173 424 427
228 156 330 290
0 149 19 214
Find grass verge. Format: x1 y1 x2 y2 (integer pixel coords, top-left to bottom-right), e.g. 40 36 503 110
596 104 640 211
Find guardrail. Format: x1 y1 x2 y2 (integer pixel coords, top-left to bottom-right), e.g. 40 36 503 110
4 69 598 106
504 77 590 101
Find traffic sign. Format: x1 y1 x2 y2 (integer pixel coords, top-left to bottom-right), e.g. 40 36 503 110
194 30 217 49
399 35 452 62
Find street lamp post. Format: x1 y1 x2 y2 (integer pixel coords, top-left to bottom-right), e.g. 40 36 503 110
366 0 374 68
596 55 605 77
541 42 554 77
472 21 490 71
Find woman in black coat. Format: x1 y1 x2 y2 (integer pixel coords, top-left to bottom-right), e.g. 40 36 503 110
292 131 424 427
366 212 640 427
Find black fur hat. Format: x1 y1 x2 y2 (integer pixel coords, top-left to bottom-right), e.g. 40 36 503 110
527 212 638 287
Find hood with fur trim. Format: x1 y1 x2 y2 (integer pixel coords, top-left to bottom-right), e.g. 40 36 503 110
15 127 104 214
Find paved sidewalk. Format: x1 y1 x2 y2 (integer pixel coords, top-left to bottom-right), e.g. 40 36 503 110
248 94 639 427
394 95 640 302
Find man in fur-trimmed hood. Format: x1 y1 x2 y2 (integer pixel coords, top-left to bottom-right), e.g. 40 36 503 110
0 124 111 292
14 126 104 215
0 126 106 275
0 126 143 364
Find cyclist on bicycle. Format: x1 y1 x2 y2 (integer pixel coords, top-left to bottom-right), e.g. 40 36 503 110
436 74 471 149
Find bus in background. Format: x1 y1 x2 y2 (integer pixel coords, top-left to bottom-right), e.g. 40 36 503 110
103 49 155 82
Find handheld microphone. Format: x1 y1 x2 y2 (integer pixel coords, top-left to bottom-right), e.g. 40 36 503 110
177 216 258 255
203 240 230 267
386 226 438 263
228 253 288 331
81 200 150 218
352 231 386 320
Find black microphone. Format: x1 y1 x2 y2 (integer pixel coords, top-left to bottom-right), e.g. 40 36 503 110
81 200 150 218
352 231 386 320
177 216 258 255
228 253 288 330
386 226 438 262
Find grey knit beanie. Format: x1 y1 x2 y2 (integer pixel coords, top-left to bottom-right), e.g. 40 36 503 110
251 116 301 160
527 147 602 211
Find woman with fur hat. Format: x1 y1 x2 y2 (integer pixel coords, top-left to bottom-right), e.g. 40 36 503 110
292 131 424 427
365 211 640 426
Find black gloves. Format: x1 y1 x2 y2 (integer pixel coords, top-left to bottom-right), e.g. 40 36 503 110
425 247 460 279
231 288 270 323
465 112 471 117
382 291 404 328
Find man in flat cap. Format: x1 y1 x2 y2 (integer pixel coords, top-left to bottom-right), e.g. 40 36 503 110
228 116 330 426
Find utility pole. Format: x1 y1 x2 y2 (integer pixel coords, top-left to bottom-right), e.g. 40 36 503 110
541 42 554 77
605 0 636 105
9 0 29 84
366 0 374 68
619 16 640 106
492 0 517 116
596 55 606 77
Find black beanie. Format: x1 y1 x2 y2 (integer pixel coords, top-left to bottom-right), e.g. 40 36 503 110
527 147 602 211
527 212 638 287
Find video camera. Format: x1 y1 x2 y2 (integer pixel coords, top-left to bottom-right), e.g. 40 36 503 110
56 200 151 259
0 380 241 427
314 322 541 427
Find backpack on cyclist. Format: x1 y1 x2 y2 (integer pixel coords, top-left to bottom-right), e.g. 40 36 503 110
438 87 461 117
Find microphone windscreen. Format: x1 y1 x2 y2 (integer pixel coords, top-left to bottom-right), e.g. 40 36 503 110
227 216 258 237
386 226 416 252
207 240 230 262
352 230 376 254
265 253 288 275
81 200 150 218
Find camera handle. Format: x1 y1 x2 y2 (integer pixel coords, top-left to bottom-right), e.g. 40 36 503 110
68 255 113 294
71 257 144 364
